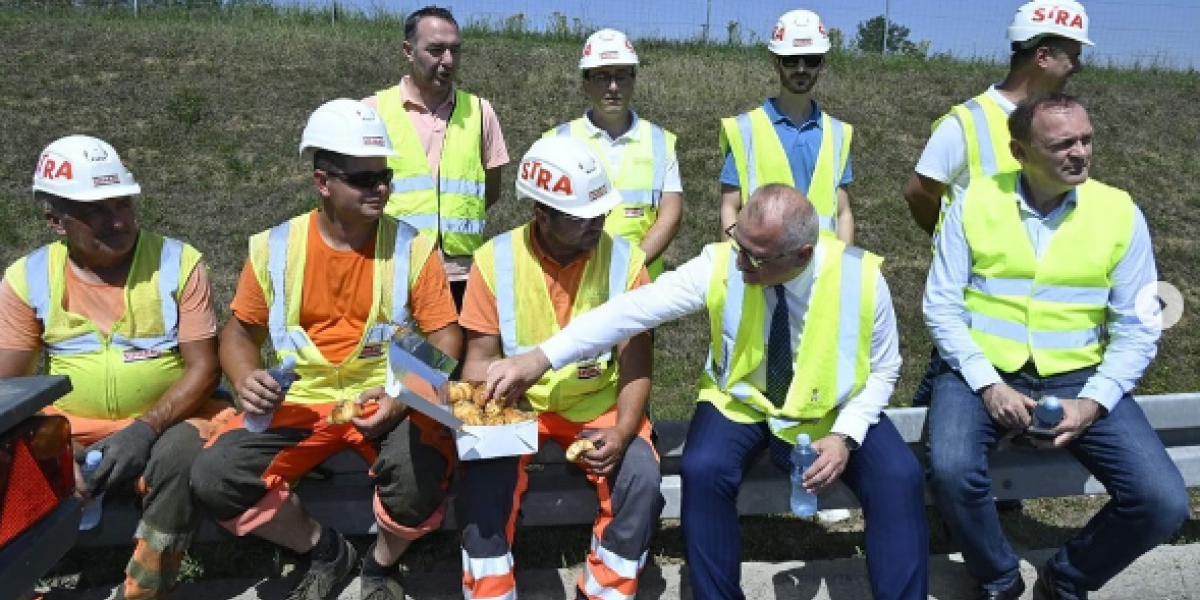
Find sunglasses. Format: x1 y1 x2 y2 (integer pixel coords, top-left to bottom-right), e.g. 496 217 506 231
777 54 825 69
725 223 791 270
325 168 394 189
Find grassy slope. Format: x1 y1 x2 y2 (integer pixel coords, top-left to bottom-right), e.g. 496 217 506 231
3 11 1196 585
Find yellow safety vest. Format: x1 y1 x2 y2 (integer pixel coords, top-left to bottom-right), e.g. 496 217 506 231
719 107 852 235
248 211 435 404
932 91 1021 205
697 236 879 444
5 232 201 419
376 86 487 257
474 224 644 422
545 117 677 279
962 173 1134 376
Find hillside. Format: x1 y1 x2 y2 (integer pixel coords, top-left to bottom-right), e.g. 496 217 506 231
4 12 1196 413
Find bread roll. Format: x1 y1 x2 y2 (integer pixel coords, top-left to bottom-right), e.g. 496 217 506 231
565 438 597 462
328 398 363 425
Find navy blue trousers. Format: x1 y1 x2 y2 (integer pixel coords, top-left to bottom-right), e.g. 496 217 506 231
680 402 929 600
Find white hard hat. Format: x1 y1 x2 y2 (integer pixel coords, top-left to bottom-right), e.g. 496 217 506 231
1008 1 1093 47
516 137 622 219
31 135 141 202
579 28 639 70
768 9 831 56
299 98 398 159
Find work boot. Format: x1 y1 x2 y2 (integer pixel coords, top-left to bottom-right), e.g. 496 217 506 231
284 530 357 600
360 570 406 600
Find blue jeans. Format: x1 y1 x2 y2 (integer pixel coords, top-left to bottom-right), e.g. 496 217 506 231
680 401 928 600
927 364 1189 598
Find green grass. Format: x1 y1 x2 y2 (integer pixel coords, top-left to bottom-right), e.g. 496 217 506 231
5 7 1197 588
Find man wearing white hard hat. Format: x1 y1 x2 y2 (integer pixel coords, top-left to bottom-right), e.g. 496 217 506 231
0 135 233 599
905 0 1092 406
363 5 510 310
925 94 1188 600
190 99 462 600
479 183 929 600
455 136 660 600
719 9 855 245
546 28 683 280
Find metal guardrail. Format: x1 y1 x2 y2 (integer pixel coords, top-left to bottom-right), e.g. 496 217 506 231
75 393 1200 546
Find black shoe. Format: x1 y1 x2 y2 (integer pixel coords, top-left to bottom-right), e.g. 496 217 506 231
1033 563 1084 600
284 530 358 600
976 576 1025 600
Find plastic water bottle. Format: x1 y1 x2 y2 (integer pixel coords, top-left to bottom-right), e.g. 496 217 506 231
79 450 105 531
790 434 818 517
244 355 297 433
1034 395 1064 428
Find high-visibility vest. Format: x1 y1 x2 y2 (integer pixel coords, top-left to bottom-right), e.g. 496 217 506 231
376 86 488 257
248 211 435 404
546 117 677 279
719 107 852 235
962 172 1134 376
474 224 644 422
697 236 879 444
5 232 201 419
933 91 1021 205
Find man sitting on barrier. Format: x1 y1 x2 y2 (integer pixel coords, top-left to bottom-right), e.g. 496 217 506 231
0 135 232 599
455 136 661 600
923 93 1189 600
190 99 462 600
481 183 928 600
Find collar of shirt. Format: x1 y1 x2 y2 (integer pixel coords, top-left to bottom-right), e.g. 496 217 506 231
764 97 822 131
399 75 457 115
582 110 641 144
985 84 1018 113
1015 179 1078 221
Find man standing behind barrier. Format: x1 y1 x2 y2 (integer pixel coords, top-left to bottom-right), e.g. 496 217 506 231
363 5 510 309
455 137 661 600
904 0 1092 236
923 94 1188 600
0 135 230 600
482 183 928 600
905 0 1093 408
547 28 683 279
190 99 462 600
719 9 855 244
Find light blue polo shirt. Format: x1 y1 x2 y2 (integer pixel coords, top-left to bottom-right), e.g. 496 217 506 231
720 98 854 191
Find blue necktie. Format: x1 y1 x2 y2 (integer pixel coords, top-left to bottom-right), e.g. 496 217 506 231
766 285 793 408
766 285 796 470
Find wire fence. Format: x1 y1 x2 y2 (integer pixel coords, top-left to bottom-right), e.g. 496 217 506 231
4 0 1198 69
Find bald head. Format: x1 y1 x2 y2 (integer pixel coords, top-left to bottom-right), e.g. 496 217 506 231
741 183 819 252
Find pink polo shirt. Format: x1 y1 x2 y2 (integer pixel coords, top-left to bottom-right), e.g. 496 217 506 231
364 76 509 278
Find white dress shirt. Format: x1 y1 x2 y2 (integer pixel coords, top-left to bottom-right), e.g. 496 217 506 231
540 242 902 445
923 181 1160 411
580 111 683 193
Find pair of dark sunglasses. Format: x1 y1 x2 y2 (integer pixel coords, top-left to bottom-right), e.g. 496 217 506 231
325 168 393 189
777 54 825 69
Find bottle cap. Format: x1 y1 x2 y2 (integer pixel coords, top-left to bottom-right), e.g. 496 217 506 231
797 433 811 445
85 449 103 467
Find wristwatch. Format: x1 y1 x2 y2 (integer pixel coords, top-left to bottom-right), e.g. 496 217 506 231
833 433 860 452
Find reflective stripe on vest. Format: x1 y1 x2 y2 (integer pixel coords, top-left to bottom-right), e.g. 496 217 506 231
699 236 877 443
961 173 1133 375
482 225 642 421
376 86 487 256
720 108 851 234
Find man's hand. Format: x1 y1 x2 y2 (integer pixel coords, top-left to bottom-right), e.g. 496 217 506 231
484 350 552 404
352 386 409 440
802 435 851 493
87 420 157 494
237 369 291 415
1048 397 1106 447
576 428 631 477
981 383 1036 429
